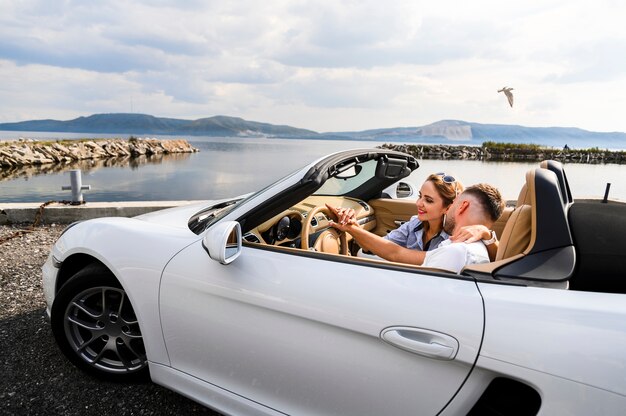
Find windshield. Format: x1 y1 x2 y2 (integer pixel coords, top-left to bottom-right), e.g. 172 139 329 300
313 159 377 196
188 199 243 234
188 165 307 234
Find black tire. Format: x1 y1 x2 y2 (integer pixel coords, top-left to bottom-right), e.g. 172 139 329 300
51 264 149 382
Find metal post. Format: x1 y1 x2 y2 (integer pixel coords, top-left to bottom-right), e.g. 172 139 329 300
61 169 91 205
602 183 611 203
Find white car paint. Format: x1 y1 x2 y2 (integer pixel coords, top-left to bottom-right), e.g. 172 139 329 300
477 283 626 396
42 149 626 415
44 216 199 365
159 242 484 415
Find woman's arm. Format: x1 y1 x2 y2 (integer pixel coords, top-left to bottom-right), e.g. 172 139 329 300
326 204 426 265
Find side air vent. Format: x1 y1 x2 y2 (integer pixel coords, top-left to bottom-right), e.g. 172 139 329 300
357 201 370 211
243 232 261 243
302 212 318 226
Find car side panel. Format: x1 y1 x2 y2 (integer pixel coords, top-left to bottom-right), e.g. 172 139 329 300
150 363 285 416
478 283 626 397
160 242 485 416
442 360 626 415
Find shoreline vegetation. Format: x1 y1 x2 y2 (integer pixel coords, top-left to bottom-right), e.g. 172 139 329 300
379 141 626 164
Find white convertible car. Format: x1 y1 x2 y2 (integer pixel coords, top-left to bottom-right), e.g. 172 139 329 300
42 149 626 415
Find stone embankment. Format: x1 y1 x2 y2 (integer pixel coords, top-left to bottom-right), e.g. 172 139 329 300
379 143 626 164
0 138 198 168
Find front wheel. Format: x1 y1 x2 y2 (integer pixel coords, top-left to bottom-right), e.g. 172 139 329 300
51 265 148 381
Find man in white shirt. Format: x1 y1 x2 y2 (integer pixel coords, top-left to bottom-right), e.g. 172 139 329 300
422 238 489 273
422 183 504 273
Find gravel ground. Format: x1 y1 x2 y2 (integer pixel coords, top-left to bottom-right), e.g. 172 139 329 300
0 224 221 416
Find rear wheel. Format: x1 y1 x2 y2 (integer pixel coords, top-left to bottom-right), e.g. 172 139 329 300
51 265 148 381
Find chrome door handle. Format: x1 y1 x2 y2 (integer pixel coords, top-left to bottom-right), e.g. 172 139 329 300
394 220 406 226
381 327 459 360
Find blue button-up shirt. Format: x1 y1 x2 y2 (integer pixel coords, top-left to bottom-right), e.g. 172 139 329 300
384 215 449 251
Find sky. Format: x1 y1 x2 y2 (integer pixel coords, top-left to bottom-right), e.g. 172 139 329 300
1 0 626 133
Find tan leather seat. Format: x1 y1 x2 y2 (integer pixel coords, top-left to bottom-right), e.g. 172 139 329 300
496 173 538 260
491 206 512 239
465 167 575 285
464 171 535 274
495 204 532 261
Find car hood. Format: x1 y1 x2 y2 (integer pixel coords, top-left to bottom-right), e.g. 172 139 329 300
133 195 251 230
133 200 215 229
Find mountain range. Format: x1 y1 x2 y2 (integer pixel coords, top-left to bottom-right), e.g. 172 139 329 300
1 113 625 149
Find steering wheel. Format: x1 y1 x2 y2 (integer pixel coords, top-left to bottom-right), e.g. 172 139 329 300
301 206 348 255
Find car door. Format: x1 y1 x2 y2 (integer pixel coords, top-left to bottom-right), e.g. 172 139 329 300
368 198 418 236
160 241 484 416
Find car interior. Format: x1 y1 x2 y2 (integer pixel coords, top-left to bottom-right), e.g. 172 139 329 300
237 151 625 294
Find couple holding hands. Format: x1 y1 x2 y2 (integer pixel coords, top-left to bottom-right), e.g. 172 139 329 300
326 173 504 274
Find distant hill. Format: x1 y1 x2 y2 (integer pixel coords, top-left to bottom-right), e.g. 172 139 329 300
1 114 625 148
0 113 319 138
325 120 626 149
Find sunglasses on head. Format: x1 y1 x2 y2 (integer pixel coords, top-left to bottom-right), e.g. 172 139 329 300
435 172 459 195
435 172 456 184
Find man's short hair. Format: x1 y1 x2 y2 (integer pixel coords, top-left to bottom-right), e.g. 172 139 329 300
463 183 504 222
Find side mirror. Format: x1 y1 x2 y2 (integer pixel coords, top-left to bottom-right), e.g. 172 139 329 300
381 181 415 199
396 182 414 198
202 221 242 264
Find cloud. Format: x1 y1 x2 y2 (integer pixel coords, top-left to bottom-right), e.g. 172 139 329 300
542 39 626 84
272 3 510 68
1 0 626 133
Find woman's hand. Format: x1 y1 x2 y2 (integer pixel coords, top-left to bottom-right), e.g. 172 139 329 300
325 204 357 231
451 224 492 244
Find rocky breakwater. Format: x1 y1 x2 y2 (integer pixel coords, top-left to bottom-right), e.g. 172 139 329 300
379 143 626 164
379 144 486 160
0 137 198 168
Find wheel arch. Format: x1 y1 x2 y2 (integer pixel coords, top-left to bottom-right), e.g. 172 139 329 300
49 217 205 368
55 253 112 295
50 266 150 381
53 249 173 369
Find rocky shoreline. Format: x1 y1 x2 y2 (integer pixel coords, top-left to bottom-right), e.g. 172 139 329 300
0 138 198 168
379 143 626 164
2 138 623 168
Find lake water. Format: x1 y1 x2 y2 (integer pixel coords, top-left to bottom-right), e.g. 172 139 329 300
1 132 624 202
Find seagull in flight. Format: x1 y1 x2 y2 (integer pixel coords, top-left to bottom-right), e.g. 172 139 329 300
498 87 514 107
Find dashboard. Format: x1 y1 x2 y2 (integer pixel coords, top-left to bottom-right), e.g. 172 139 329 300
243 195 376 250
